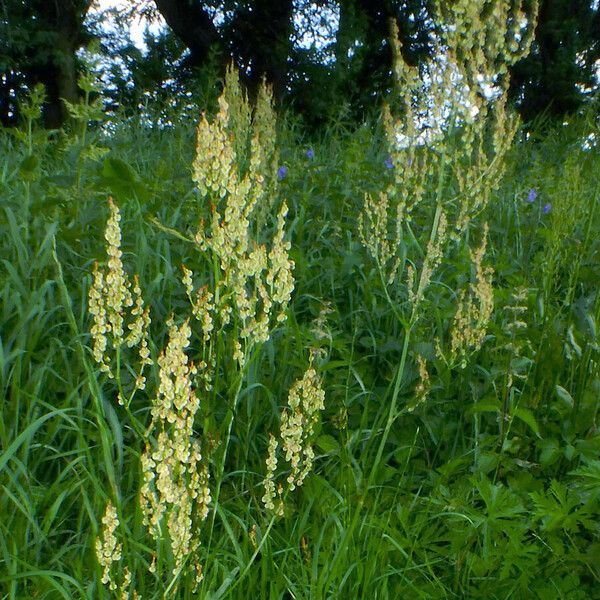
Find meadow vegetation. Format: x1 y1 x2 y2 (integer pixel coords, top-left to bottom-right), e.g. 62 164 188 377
1 2 600 598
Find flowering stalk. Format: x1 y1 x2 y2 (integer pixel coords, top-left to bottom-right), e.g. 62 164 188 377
370 135 450 481
190 67 295 574
261 364 326 515
139 318 210 585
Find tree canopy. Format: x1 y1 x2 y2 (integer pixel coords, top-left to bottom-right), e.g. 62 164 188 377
1 0 599 128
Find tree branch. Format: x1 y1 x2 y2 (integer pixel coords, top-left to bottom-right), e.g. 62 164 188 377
153 0 224 65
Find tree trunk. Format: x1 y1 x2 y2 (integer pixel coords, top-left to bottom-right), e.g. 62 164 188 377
28 0 92 128
244 0 294 101
36 38 80 129
153 0 223 65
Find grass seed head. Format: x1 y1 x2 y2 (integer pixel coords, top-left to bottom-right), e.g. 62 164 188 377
139 319 211 576
192 70 294 361
95 500 122 591
88 199 152 384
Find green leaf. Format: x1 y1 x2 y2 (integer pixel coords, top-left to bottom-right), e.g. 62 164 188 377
101 157 137 183
567 325 582 358
539 438 560 467
555 385 574 409
563 444 577 461
19 154 39 179
315 434 339 455
99 156 148 201
513 407 541 438
467 401 500 416
569 459 600 493
0 409 70 472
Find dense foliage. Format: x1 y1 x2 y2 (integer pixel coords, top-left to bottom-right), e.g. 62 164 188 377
2 0 599 128
1 48 600 597
2 2 600 597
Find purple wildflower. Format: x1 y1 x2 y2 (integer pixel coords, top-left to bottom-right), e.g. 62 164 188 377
306 148 314 160
542 203 551 214
527 188 537 203
277 166 288 180
384 157 394 170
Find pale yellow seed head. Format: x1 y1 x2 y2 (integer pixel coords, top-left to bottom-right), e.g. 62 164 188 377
95 500 122 591
451 223 494 365
192 68 294 361
139 319 211 575
88 199 151 387
262 433 279 511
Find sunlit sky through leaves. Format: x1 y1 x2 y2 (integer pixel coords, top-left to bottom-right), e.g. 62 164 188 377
92 0 165 50
91 0 339 55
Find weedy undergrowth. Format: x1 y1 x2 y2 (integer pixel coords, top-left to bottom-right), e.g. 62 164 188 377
356 0 537 501
2 2 600 598
88 66 325 597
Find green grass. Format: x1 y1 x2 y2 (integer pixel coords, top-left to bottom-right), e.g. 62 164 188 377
1 91 600 600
